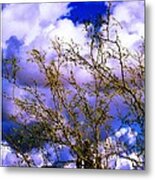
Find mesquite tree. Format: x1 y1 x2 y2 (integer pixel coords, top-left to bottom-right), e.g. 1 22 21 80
2 3 144 169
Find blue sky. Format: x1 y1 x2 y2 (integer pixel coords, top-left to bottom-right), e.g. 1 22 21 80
67 2 107 23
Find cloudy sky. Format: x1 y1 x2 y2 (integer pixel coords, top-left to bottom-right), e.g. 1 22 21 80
2 0 144 135
2 0 144 128
1 0 145 168
2 1 144 54
2 1 144 84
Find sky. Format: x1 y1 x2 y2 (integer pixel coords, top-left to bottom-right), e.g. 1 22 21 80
2 0 144 131
1 1 145 168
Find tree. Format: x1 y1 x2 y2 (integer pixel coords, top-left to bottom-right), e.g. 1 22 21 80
2 3 144 169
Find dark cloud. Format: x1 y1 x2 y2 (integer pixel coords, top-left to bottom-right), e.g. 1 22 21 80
4 36 24 59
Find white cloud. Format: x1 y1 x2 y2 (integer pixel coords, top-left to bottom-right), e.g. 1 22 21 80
1 141 23 167
48 19 86 45
2 3 70 47
30 149 44 167
111 1 144 49
115 127 127 138
39 3 70 23
115 126 138 146
115 157 132 170
2 3 90 84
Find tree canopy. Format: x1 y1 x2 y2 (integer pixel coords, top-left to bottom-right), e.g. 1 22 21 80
2 2 145 169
